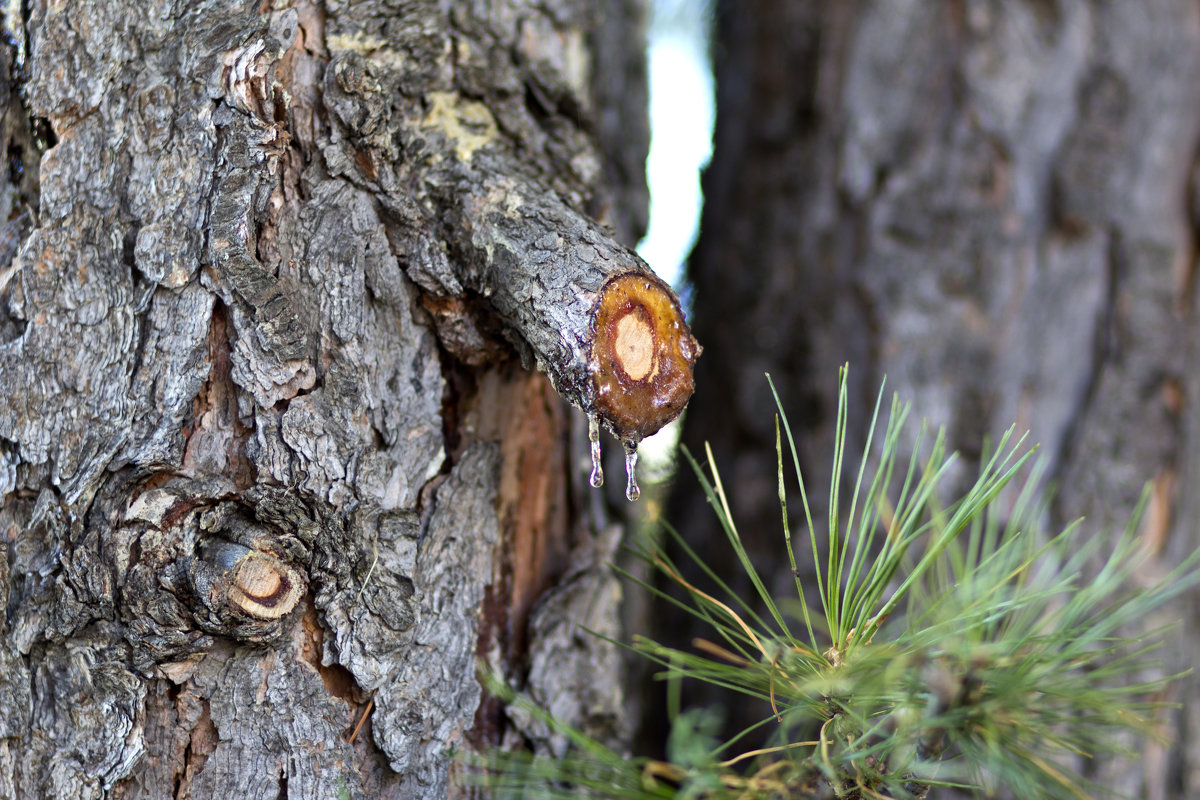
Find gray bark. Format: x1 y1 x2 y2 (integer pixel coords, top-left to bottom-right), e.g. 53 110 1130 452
673 0 1200 797
0 0 649 797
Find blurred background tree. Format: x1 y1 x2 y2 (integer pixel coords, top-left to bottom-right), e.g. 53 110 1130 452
660 2 1200 798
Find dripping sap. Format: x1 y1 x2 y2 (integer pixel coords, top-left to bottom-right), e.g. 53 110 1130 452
588 415 604 488
623 443 640 502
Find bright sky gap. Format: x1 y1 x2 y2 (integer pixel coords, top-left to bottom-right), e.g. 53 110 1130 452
637 0 713 291
634 0 714 480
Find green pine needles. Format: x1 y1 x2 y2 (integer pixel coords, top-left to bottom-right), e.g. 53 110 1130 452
472 368 1199 799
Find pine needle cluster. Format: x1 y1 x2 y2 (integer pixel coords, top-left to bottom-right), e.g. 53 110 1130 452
471 368 1199 799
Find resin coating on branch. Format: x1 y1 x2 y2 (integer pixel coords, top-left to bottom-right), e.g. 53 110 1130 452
590 272 700 442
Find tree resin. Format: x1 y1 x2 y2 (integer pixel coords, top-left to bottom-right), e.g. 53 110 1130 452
623 443 640 502
586 416 640 501
588 415 604 488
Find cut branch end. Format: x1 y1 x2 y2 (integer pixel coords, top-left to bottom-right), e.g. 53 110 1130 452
229 550 305 620
590 272 700 443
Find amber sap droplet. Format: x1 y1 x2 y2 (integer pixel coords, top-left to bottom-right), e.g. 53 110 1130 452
588 415 604 488
623 443 640 502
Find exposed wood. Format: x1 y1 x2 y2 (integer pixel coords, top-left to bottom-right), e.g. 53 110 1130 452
224 546 306 620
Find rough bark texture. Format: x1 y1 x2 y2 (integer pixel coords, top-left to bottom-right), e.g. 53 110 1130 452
0 0 651 797
673 1 1200 797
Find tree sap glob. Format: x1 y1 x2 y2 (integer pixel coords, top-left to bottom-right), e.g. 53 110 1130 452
623 444 640 502
588 415 604 488
587 272 701 501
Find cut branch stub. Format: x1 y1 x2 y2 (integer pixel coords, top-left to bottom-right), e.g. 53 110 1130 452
435 167 700 497
227 549 305 620
445 169 701 448
590 272 699 442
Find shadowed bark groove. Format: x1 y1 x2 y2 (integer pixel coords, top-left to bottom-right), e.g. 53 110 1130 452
0 0 654 797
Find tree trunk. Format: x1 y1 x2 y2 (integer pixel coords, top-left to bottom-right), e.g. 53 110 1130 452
0 1 662 797
676 1 1200 797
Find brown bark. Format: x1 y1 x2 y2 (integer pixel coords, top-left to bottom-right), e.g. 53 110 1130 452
0 0 653 797
672 0 1200 796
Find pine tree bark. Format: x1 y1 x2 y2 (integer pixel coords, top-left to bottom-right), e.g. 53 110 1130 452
0 1 660 797
676 1 1200 797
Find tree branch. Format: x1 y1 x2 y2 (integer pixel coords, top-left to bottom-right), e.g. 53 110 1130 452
438 161 701 446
